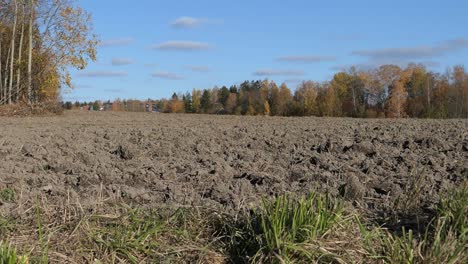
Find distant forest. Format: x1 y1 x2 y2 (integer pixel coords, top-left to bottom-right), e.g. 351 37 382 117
68 63 468 118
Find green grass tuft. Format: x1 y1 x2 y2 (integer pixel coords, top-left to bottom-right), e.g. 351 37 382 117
437 186 467 236
227 192 346 263
360 186 468 264
0 188 15 203
0 242 29 264
89 209 164 263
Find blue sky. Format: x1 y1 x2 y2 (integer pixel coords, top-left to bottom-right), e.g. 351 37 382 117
63 0 468 102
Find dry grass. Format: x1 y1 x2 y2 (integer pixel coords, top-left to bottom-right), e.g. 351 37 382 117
0 101 63 117
0 186 466 263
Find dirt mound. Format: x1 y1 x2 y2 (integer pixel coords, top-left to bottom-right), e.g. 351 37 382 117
0 112 466 227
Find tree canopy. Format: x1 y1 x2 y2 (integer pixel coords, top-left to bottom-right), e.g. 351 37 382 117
0 0 98 106
70 63 467 119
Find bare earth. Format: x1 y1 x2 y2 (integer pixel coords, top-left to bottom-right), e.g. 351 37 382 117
1 111 467 224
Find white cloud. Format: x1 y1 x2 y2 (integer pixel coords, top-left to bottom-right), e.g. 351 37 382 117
99 38 134 47
61 96 95 102
330 60 441 72
111 58 134 66
329 33 365 41
352 39 468 60
151 71 185 80
186 65 210 72
76 71 128 78
171 17 210 29
71 84 93 89
284 79 303 84
143 63 157 68
104 88 125 93
277 55 337 63
254 69 305 76
153 41 212 51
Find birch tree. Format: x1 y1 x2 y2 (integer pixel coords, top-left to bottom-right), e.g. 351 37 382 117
3 47 10 95
387 69 411 118
0 27 3 102
8 0 17 104
0 0 97 106
38 0 98 89
27 0 33 103
16 0 25 102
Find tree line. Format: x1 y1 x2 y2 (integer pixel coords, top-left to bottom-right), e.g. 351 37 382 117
0 0 97 107
69 63 467 118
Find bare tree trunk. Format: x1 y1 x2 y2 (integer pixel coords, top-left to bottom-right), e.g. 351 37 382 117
9 0 18 104
0 29 3 104
16 1 25 102
4 47 11 100
352 86 357 116
27 0 33 104
462 76 467 118
426 75 431 113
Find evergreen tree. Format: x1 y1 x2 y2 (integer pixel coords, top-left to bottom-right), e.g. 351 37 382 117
219 86 230 106
183 92 193 113
200 89 212 113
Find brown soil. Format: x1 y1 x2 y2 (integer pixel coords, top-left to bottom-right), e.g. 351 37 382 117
1 111 467 226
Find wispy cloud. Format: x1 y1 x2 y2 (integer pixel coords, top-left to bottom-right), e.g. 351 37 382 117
277 55 337 63
352 38 468 60
76 71 128 78
143 63 157 68
330 64 373 72
329 33 365 41
284 79 304 84
71 84 93 89
330 60 441 72
151 71 185 80
421 61 441 68
99 38 134 47
186 65 210 72
254 69 305 76
171 16 212 29
62 96 95 102
104 88 125 93
152 41 212 51
111 58 134 66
